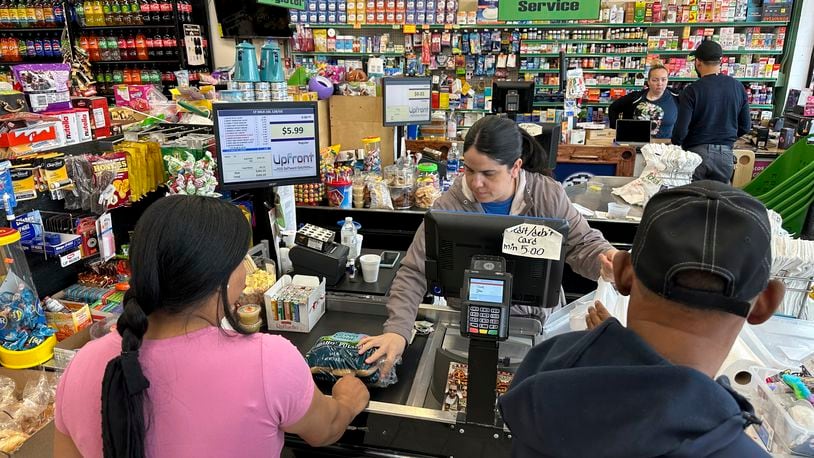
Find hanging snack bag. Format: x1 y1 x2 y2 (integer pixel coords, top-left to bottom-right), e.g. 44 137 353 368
11 64 71 113
90 153 130 213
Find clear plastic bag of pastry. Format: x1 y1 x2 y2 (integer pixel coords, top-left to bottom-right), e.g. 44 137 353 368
0 414 28 454
367 178 394 211
305 332 398 388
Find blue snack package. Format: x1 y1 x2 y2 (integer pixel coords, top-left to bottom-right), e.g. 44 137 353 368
305 332 398 388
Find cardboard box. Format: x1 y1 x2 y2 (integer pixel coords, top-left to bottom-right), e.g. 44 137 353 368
585 128 616 146
71 96 112 139
46 302 92 341
329 96 395 166
265 275 326 333
0 368 57 458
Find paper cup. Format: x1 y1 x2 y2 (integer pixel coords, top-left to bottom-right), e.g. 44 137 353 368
359 254 381 283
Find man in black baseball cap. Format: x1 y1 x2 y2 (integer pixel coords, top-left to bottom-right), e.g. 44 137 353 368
672 39 752 183
499 181 784 457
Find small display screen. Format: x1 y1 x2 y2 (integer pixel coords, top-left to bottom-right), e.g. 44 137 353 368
468 278 505 304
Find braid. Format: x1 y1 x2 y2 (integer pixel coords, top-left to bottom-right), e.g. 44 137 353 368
101 298 151 458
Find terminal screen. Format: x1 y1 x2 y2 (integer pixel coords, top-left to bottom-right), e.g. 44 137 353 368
468 278 505 304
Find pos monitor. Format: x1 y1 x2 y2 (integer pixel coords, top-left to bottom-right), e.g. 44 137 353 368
491 81 534 115
213 102 321 190
424 210 569 309
382 77 432 127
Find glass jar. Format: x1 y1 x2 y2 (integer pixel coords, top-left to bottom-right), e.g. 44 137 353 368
361 136 382 173
384 164 415 209
415 162 441 209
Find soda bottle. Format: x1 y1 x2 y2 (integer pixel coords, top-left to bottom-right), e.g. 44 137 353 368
42 34 52 55
10 37 20 61
128 0 140 24
149 0 159 24
0 36 6 61
163 33 175 57
140 66 149 83
153 30 163 57
52 0 62 22
25 34 35 57
50 36 59 55
125 32 136 59
139 0 149 23
104 68 113 89
43 0 53 24
122 65 131 84
74 0 85 25
130 65 141 83
112 66 123 84
0 0 10 28
110 0 121 24
17 34 25 56
144 33 153 57
101 0 111 24
150 68 160 84
33 0 44 26
92 0 104 25
135 32 147 60
117 34 126 56
98 33 109 60
87 34 99 60
26 0 37 27
158 0 170 23
7 0 18 27
106 35 118 60
13 0 25 27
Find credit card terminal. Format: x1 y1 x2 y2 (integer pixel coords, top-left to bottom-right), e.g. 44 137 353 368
460 256 512 341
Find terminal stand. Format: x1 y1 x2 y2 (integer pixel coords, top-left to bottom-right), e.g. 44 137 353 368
465 338 500 425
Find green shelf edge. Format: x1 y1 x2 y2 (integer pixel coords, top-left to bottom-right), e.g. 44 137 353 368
291 21 788 30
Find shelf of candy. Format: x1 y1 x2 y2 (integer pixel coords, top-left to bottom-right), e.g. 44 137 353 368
648 26 786 53
0 0 65 28
292 0 458 25
658 55 780 79
293 27 402 55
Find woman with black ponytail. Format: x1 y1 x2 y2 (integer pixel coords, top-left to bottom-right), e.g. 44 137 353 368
54 196 369 458
360 116 619 377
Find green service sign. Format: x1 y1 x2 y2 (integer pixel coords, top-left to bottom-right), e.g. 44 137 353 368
258 0 305 10
498 0 601 20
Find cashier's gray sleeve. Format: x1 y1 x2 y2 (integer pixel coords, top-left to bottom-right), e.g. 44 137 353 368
553 185 614 281
382 222 428 344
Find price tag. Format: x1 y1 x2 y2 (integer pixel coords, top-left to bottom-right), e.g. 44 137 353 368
392 24 400 29
270 123 315 139
403 24 417 33
422 24 430 30
502 223 562 260
444 23 453 29
353 22 362 28
59 249 82 267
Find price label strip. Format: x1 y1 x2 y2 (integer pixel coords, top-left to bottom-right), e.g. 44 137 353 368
501 223 562 260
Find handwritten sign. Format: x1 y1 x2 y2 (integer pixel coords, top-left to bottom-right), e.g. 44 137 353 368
502 223 563 260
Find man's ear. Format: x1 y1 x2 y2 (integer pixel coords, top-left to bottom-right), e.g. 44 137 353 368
747 279 785 325
613 251 634 296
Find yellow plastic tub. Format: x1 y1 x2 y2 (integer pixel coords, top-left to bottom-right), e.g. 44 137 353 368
0 335 57 369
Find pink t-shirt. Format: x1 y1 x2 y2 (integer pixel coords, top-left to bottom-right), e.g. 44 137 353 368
55 326 314 458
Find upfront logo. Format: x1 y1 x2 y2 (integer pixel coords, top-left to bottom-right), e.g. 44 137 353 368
274 152 316 168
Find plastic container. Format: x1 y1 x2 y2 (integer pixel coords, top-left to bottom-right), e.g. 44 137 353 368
326 180 352 208
352 174 367 208
89 315 118 339
542 293 594 340
384 164 414 209
415 163 441 209
0 335 56 369
361 136 382 173
607 202 631 219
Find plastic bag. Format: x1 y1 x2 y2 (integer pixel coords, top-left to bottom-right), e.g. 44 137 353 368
305 332 398 388
613 144 702 207
0 377 15 407
367 179 394 210
594 278 629 327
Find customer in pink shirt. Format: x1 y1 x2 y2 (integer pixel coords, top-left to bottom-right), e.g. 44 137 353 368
54 195 369 458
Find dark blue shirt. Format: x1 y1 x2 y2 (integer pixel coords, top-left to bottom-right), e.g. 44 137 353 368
671 73 752 149
481 197 513 215
633 91 678 138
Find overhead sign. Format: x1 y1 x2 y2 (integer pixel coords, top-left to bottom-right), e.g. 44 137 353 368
382 77 433 126
257 0 305 10
498 0 600 21
502 223 563 260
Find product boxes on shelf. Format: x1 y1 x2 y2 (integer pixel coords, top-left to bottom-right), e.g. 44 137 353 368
265 275 326 333
761 1 791 21
71 96 113 139
45 109 92 144
45 301 92 341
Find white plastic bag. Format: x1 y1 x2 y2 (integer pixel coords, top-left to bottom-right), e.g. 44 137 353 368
594 278 629 327
613 144 702 207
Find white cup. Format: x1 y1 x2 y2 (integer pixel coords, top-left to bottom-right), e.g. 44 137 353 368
359 254 381 283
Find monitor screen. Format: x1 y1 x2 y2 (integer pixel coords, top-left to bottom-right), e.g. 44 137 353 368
213 102 320 190
468 278 505 304
615 119 652 144
382 77 432 126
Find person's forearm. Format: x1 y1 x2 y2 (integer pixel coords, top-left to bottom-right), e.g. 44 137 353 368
316 397 357 446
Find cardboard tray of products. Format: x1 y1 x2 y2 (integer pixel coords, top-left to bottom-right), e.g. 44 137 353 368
0 368 56 458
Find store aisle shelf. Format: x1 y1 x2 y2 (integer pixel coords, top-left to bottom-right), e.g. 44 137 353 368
521 53 561 58
565 53 647 57
290 20 788 30
669 76 776 82
292 51 404 57
519 68 561 73
523 39 648 44
81 24 176 30
533 101 564 107
535 85 560 89
434 108 491 113
3 26 65 32
750 104 775 109
93 59 180 64
580 69 644 73
648 49 783 55
586 84 642 89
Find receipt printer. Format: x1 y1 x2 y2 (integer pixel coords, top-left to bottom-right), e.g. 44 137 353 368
290 242 349 286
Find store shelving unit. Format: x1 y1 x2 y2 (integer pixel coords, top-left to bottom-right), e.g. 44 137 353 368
291 51 404 57
649 49 783 55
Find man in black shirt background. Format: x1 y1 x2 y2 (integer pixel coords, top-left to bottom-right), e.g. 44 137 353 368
672 40 752 183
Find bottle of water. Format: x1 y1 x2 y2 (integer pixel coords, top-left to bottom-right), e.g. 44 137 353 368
341 217 357 260
447 142 461 182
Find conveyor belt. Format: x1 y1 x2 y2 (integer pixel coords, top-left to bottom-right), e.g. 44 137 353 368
272 310 427 406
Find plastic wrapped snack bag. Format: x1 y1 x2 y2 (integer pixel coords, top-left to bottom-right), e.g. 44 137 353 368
613 144 702 207
305 332 398 388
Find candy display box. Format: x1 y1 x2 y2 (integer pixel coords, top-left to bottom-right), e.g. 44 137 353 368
264 275 326 333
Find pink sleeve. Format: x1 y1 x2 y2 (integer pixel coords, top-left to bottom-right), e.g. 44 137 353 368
54 358 76 435
261 335 315 428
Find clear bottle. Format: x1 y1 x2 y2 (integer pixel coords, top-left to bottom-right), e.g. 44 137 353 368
446 141 460 181
341 217 358 260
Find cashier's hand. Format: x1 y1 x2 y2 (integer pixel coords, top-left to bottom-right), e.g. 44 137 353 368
599 249 619 282
358 333 406 378
585 300 612 330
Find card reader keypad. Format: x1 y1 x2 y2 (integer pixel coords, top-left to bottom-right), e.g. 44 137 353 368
467 305 501 336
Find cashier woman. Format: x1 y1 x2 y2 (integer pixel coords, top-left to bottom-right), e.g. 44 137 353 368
359 116 618 376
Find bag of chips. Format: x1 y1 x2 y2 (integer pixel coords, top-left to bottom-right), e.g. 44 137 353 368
305 332 398 388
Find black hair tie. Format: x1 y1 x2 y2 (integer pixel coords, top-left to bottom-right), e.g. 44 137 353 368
120 351 150 396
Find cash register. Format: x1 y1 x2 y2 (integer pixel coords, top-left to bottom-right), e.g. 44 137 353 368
424 210 569 425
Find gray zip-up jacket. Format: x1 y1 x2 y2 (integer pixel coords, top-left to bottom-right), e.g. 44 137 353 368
382 170 614 343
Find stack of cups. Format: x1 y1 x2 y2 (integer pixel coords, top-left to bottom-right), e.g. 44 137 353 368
238 81 256 102
237 304 263 333
270 81 288 101
255 82 271 101
359 254 381 284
